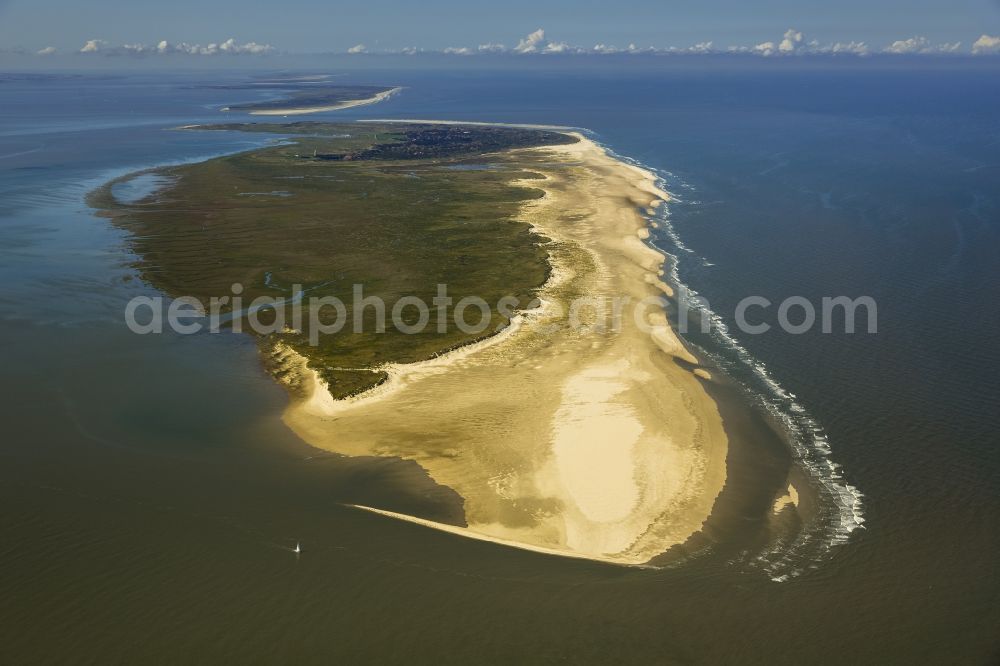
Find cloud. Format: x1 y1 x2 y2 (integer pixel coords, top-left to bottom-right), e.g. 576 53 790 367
884 36 961 54
779 29 804 53
655 41 714 54
591 43 619 54
319 26 991 59
203 26 999 59
217 38 274 54
514 28 546 53
735 29 808 56
589 43 654 54
826 41 870 55
416 30 578 55
122 43 152 55
79 39 108 53
884 36 930 53
935 41 962 53
725 29 964 57
753 41 777 57
78 38 274 56
36 46 57 55
972 34 1000 54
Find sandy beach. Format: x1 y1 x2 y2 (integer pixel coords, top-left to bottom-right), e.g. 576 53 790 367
236 87 403 116
282 132 729 565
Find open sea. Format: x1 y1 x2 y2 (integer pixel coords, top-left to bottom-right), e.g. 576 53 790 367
1 62 998 663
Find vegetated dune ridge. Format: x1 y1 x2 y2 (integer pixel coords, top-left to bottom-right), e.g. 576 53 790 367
282 132 730 565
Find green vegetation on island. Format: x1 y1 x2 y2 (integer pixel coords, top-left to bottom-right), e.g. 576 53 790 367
92 122 578 398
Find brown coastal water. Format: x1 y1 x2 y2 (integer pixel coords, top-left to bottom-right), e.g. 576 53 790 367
0 323 843 664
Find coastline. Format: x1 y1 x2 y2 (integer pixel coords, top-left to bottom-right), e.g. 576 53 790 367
358 118 575 131
282 131 730 565
227 87 403 116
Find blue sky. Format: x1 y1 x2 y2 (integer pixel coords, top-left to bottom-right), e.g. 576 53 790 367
1 0 999 55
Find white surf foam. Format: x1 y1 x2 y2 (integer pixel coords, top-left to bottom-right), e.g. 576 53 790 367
588 136 865 580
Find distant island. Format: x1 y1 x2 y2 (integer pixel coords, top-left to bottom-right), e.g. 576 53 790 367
218 83 401 115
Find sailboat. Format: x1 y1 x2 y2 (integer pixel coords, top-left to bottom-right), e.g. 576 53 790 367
293 542 301 554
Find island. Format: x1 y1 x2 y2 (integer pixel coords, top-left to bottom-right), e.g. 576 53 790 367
91 120 731 565
214 80 402 115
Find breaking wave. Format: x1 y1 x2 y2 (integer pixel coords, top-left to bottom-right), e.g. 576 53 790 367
596 136 864 580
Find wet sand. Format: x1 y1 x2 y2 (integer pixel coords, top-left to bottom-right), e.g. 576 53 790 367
282 133 729 565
